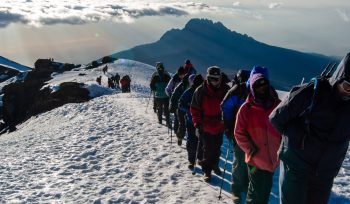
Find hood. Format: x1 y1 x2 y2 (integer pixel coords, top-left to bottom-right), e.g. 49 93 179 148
249 73 267 93
329 52 350 87
246 66 269 89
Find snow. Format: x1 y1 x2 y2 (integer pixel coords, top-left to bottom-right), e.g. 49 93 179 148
0 56 32 73
0 59 348 203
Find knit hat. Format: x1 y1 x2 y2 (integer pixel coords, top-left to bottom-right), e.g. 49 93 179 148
207 66 221 78
192 74 204 88
185 59 191 65
250 73 269 93
156 62 164 71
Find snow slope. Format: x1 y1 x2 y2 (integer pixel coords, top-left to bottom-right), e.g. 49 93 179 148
0 56 32 72
0 59 348 203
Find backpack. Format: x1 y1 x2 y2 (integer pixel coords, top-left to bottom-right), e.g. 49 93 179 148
293 63 337 148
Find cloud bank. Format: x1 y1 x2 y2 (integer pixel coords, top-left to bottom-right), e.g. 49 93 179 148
268 2 283 9
0 0 213 28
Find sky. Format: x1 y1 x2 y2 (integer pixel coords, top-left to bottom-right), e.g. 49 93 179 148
0 0 349 67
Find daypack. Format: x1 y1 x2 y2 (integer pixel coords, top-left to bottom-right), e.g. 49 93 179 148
291 63 337 148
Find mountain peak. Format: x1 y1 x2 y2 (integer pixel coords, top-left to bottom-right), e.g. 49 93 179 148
184 18 230 33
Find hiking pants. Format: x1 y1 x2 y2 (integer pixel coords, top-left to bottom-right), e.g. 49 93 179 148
186 123 203 164
232 143 249 199
154 98 170 124
278 144 345 204
246 165 273 204
201 132 223 175
173 111 179 134
176 110 186 139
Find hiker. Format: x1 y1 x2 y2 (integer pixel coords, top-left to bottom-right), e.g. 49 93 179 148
114 73 120 88
184 59 197 75
234 71 281 204
166 66 186 134
96 76 102 85
120 75 131 93
190 66 230 182
221 69 250 203
103 65 108 74
150 62 171 126
166 66 186 97
269 53 350 204
169 74 192 146
179 74 204 169
108 77 115 89
221 72 231 85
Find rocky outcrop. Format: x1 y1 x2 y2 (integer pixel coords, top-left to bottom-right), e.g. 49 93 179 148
1 59 90 133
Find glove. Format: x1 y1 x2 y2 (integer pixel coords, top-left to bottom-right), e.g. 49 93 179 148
195 125 203 138
176 125 185 139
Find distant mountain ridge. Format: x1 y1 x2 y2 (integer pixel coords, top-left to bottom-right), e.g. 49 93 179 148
111 18 337 90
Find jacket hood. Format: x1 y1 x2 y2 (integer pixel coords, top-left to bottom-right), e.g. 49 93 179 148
329 52 350 86
250 73 268 93
246 66 269 89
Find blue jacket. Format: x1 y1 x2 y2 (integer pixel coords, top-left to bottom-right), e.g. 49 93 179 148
178 87 195 125
221 82 249 131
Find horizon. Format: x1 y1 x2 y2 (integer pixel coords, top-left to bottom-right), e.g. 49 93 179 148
0 0 349 67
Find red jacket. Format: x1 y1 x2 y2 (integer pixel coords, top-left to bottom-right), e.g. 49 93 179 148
190 81 229 135
234 93 281 172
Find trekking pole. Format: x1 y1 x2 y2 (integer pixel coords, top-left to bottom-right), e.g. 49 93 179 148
192 135 201 175
218 139 232 200
145 91 152 113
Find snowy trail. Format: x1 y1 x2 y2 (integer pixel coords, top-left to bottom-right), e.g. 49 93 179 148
0 59 349 203
0 91 231 203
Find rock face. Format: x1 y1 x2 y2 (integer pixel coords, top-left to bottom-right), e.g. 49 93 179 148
1 59 90 133
0 66 20 83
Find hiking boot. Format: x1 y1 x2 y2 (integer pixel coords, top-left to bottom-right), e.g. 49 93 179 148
232 195 241 204
188 163 194 170
213 166 222 175
203 173 211 182
232 188 242 204
177 138 182 146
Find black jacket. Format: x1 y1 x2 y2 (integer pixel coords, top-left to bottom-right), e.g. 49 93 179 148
269 53 350 172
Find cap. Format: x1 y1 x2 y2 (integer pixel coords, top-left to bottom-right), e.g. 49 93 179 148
207 66 221 78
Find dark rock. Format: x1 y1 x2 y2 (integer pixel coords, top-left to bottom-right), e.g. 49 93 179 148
1 59 91 134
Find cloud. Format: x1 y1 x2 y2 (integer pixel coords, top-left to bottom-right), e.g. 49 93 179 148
233 2 241 7
0 10 28 27
268 2 283 9
336 9 349 22
0 1 212 28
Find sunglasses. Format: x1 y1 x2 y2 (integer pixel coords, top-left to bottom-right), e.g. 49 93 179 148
208 77 220 82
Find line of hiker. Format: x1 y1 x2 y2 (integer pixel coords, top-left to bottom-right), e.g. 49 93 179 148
148 53 350 204
96 65 131 93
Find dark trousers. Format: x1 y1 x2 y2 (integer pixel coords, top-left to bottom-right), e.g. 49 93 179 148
154 98 170 124
279 146 338 204
177 110 186 139
173 111 179 133
186 123 203 164
232 144 249 198
201 132 223 175
246 165 273 204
